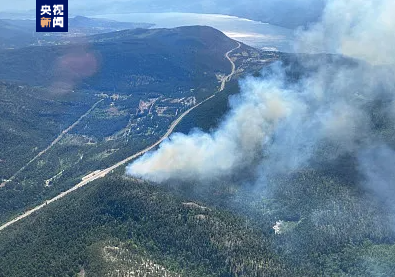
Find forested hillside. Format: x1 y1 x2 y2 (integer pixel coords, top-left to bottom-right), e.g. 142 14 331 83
0 26 260 225
0 176 291 277
1 52 395 277
0 26 240 97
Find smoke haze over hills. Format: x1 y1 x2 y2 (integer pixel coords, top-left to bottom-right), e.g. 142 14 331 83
127 0 395 196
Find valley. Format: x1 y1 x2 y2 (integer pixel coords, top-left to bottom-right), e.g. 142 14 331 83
0 41 241 231
0 26 271 226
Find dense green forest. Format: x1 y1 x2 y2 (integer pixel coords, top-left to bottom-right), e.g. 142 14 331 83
1 166 395 276
0 176 292 277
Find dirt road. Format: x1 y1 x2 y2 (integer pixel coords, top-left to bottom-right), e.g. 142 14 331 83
1 99 104 188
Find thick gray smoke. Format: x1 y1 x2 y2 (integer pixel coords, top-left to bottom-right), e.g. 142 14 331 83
127 70 301 182
358 145 395 200
126 0 395 184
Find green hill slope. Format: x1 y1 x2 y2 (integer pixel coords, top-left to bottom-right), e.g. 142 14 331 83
0 176 291 277
0 26 239 95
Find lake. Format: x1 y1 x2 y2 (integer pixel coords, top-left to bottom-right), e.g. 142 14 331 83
92 12 295 52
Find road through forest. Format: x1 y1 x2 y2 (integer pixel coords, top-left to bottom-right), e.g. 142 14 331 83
0 99 104 188
0 41 241 232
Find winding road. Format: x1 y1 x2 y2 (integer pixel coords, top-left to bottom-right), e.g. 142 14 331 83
220 43 240 91
0 42 241 232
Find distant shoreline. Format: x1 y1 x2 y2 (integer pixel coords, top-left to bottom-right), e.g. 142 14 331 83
91 12 294 52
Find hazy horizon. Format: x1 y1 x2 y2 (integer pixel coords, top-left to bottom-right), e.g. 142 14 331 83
1 0 325 29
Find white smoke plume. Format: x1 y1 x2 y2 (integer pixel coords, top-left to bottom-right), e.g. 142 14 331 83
295 0 395 65
127 71 302 182
126 0 395 183
358 145 395 199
